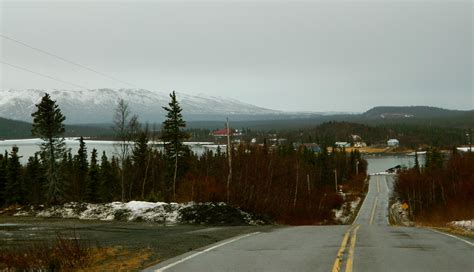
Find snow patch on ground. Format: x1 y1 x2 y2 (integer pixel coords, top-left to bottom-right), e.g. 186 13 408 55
11 201 262 225
448 220 474 231
334 196 361 224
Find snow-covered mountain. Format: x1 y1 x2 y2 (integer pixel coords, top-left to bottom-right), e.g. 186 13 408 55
0 89 282 124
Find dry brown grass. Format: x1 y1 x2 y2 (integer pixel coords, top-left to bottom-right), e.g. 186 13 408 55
0 232 156 271
416 222 474 239
84 246 155 271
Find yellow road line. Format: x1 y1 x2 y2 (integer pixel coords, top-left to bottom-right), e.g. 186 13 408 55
345 225 360 272
376 177 380 193
369 196 378 225
332 226 354 272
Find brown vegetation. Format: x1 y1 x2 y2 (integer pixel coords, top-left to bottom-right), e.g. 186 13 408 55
177 144 367 225
394 150 474 223
0 231 154 271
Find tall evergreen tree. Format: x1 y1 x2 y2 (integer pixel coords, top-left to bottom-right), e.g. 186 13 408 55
24 153 46 205
5 146 23 205
132 128 151 199
0 152 7 206
85 148 99 202
161 91 189 201
73 137 88 200
31 93 67 204
99 151 116 202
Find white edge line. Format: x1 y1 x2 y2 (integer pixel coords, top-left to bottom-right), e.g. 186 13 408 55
428 228 474 247
353 176 372 225
154 232 261 271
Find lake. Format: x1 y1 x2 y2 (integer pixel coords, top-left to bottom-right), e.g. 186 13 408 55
0 138 424 173
0 138 223 164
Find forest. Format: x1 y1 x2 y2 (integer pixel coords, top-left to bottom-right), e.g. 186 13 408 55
394 149 474 223
0 92 367 224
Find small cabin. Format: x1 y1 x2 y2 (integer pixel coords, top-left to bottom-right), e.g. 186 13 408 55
387 139 400 147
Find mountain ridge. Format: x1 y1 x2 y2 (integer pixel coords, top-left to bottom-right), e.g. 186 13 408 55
0 89 284 124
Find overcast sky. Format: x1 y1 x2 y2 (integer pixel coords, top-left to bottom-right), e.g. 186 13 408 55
1 0 472 112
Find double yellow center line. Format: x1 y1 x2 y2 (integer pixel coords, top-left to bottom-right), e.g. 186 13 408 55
332 225 360 272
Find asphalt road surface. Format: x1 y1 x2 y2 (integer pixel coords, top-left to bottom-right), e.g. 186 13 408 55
146 174 474 272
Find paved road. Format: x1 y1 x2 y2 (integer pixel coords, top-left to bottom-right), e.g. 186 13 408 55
146 174 474 272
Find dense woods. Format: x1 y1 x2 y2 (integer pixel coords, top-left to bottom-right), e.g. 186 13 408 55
394 149 474 222
0 93 368 224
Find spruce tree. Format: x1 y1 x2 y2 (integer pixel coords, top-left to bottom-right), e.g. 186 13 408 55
161 91 189 201
5 146 23 205
24 153 46 205
132 128 150 199
74 137 88 200
31 93 67 204
0 152 7 206
85 148 99 202
99 151 114 202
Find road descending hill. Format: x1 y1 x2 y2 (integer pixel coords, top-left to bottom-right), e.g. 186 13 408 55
146 174 474 272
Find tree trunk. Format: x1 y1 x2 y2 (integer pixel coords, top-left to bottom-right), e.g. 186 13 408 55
293 161 299 209
173 151 178 202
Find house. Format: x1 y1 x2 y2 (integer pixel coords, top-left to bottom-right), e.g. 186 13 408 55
335 142 351 148
211 128 242 137
353 142 367 148
302 143 321 153
387 139 399 147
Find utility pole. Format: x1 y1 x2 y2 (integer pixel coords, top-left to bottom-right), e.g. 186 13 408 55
307 174 311 196
356 159 359 176
334 169 338 193
226 117 232 203
470 128 472 153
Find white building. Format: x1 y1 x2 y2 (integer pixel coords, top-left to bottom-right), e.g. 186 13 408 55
387 139 399 147
335 142 351 148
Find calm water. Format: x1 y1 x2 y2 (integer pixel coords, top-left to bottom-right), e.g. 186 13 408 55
1 138 424 172
364 154 425 174
0 138 222 164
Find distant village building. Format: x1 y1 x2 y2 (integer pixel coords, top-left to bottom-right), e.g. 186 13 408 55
211 128 242 137
353 142 367 148
302 143 321 153
335 142 351 148
387 139 400 147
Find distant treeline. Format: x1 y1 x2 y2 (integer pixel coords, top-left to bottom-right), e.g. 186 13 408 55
394 150 474 222
0 142 367 224
0 92 367 224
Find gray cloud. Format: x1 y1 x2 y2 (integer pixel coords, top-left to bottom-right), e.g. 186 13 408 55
1 0 472 112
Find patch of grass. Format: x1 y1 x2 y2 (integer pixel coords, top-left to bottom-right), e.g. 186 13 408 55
0 231 92 271
85 246 154 271
0 230 156 271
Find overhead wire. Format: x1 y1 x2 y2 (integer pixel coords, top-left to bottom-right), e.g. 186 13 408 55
0 61 91 90
0 33 137 87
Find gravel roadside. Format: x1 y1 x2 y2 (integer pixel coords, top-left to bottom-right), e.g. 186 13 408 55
0 216 277 270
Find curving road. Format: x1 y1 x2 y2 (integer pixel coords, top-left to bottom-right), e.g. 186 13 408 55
145 174 474 272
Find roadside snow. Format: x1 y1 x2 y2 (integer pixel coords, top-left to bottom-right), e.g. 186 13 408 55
449 220 474 231
334 197 361 224
11 201 261 225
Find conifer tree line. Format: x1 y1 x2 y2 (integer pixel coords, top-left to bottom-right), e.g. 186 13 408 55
0 92 367 223
394 149 474 222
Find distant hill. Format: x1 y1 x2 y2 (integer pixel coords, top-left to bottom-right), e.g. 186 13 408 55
0 117 113 140
363 106 466 119
0 117 33 139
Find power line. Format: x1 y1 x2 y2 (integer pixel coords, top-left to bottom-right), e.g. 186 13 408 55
1 61 91 90
0 34 137 87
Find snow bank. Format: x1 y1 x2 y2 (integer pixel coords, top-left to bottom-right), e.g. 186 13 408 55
448 220 474 231
11 201 264 225
334 197 361 224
